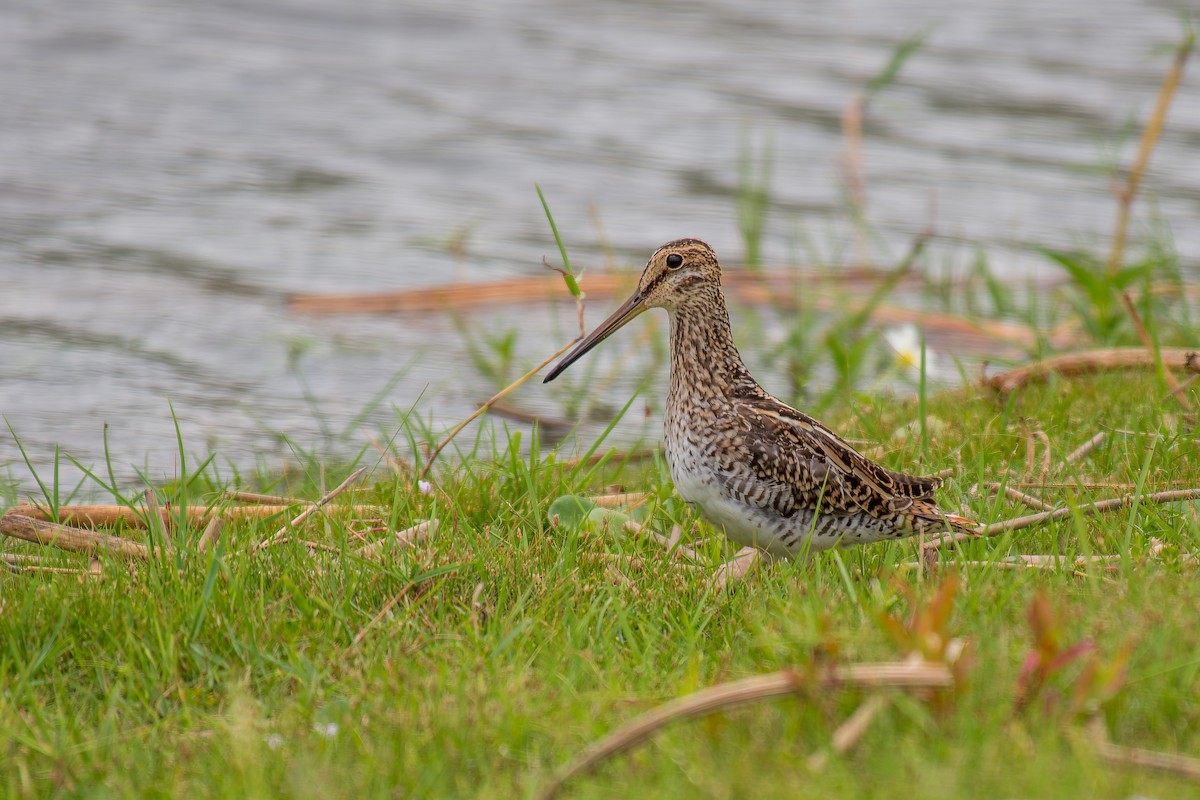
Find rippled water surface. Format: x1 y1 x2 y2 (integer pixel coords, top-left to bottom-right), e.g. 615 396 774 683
2 0 1198 492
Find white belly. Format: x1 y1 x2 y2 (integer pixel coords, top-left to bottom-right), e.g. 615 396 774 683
667 433 897 558
667 437 829 558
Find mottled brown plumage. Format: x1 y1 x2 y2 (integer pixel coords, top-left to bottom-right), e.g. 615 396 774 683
545 238 975 558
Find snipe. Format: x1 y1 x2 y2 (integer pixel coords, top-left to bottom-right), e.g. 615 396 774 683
544 238 975 559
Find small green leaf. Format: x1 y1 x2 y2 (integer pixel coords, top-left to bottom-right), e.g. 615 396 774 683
535 184 580 295
585 506 632 538
865 27 931 97
546 495 596 528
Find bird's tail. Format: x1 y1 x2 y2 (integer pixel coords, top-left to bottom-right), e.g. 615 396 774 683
942 512 979 534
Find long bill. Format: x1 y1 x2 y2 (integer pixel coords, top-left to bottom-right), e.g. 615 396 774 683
542 290 648 383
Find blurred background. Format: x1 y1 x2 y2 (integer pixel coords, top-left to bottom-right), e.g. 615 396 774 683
2 0 1198 495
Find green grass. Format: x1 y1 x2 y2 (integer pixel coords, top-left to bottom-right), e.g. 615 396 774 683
3 367 1200 799
5 32 1199 796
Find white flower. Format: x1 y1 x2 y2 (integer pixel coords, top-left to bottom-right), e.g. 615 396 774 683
417 480 433 496
313 722 339 738
264 733 284 750
884 325 937 375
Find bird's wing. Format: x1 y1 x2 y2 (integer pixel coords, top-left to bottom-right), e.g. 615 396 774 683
717 396 943 521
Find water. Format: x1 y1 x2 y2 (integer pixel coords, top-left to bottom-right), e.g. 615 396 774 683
2 0 1198 495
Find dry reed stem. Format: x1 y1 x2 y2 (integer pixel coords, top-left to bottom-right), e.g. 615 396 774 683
290 270 1062 351
1065 432 1108 465
900 560 1018 572
602 553 698 575
910 554 1120 572
478 400 571 434
348 581 416 651
12 565 93 576
297 540 343 554
290 273 630 314
362 430 413 477
622 520 701 563
749 284 1050 350
197 516 224 555
923 488 1200 552
807 693 890 771
357 520 438 559
1120 290 1155 349
6 503 381 530
841 95 869 267
982 348 1200 395
601 553 645 573
1106 35 1194 276
536 662 953 800
1108 428 1183 441
903 557 1118 574
224 490 299 505
419 264 588 480
288 270 930 314
586 492 647 509
1086 716 1200 782
561 449 657 469
976 483 1057 513
143 488 173 551
1166 374 1200 408
255 466 369 552
1025 430 1051 481
1 551 104 578
664 525 683 550
1007 479 1196 490
603 563 640 592
443 265 1061 307
2 553 55 565
842 97 865 210
0 514 151 561
1121 291 1194 412
1016 554 1120 569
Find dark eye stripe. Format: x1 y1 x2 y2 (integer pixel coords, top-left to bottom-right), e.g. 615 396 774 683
642 271 666 295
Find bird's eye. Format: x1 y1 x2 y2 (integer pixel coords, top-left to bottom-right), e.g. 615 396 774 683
665 253 684 269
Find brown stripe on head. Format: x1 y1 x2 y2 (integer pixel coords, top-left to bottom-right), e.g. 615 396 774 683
636 238 725 308
653 238 716 262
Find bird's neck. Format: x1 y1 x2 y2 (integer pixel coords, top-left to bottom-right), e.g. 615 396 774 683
666 284 758 402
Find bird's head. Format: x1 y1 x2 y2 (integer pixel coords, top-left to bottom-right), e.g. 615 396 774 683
543 238 721 383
